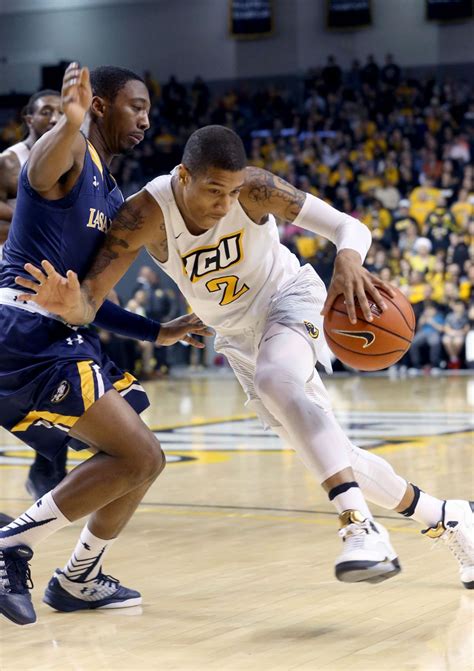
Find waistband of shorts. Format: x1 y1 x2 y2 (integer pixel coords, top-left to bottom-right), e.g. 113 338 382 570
0 287 64 323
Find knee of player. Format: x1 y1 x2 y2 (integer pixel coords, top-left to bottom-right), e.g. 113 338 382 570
254 368 287 404
134 435 166 481
144 438 166 479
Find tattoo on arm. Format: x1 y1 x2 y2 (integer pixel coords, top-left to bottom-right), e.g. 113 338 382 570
246 167 306 221
158 221 168 260
86 202 146 281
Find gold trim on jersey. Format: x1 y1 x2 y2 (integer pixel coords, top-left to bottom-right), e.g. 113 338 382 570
77 360 96 411
181 229 245 283
87 140 103 177
11 410 79 434
113 371 138 393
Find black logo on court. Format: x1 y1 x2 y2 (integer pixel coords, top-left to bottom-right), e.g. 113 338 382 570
304 320 319 339
51 380 71 404
332 329 375 348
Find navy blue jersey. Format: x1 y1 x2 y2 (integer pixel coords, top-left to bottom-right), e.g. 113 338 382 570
0 137 150 460
0 137 123 288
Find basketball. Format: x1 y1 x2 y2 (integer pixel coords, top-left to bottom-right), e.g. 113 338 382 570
323 286 415 371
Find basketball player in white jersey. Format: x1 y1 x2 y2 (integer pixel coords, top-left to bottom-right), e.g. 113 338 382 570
0 90 69 501
18 125 474 588
0 90 62 247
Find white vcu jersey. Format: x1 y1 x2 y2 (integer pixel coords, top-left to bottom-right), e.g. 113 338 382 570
3 141 29 211
1 141 29 257
145 173 333 428
145 173 308 332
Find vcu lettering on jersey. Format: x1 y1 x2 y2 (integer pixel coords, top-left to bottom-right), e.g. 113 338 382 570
181 230 245 283
181 230 249 306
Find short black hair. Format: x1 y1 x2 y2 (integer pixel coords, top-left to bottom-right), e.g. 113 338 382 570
90 66 145 101
24 89 60 115
182 125 247 176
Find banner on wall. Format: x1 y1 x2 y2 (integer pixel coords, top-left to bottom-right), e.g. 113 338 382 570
426 0 473 21
327 0 372 28
229 0 273 38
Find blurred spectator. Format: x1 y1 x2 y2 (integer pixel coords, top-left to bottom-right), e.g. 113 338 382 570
383 199 418 248
407 237 436 273
410 301 444 370
451 189 473 227
374 177 400 210
442 300 469 369
381 54 401 88
322 55 342 93
143 70 161 105
361 54 380 89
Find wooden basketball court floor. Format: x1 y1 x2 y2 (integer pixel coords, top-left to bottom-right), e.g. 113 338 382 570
0 373 472 671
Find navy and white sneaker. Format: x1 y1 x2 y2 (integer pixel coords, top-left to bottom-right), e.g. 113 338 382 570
0 513 14 526
43 569 142 611
0 545 36 625
422 500 474 589
335 510 401 584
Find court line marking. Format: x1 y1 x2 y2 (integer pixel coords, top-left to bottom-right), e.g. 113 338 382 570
135 504 420 535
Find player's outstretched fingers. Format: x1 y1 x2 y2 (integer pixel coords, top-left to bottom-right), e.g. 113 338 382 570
66 269 80 289
15 276 39 293
183 334 205 348
40 259 61 278
79 66 90 88
23 262 46 283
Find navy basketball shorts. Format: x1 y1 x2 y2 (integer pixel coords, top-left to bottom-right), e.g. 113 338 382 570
0 307 149 460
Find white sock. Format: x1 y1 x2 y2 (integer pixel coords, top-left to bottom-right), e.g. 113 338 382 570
276 424 374 520
328 482 373 520
0 491 70 549
63 524 116 582
400 486 444 527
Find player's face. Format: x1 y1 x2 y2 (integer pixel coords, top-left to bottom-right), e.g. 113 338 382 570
108 80 151 153
26 95 62 139
182 167 246 231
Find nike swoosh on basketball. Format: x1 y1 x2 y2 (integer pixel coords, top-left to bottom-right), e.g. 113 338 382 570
332 329 375 348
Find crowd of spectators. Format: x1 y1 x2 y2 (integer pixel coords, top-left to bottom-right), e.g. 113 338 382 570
1 53 473 374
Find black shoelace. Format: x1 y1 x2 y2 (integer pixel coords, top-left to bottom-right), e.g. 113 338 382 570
4 556 34 594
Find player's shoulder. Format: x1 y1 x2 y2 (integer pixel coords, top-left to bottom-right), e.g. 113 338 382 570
243 166 272 187
124 187 165 226
240 166 276 203
0 149 21 174
0 150 21 195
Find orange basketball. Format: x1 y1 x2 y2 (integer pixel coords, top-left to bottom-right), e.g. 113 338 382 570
323 286 415 371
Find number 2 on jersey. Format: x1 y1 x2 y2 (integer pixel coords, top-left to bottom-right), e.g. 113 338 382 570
205 275 249 306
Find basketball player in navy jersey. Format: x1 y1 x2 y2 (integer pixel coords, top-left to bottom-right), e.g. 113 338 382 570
20 125 474 592
0 63 211 626
0 89 72 501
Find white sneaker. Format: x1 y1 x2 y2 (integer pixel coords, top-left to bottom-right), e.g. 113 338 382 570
335 510 401 584
422 500 474 589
